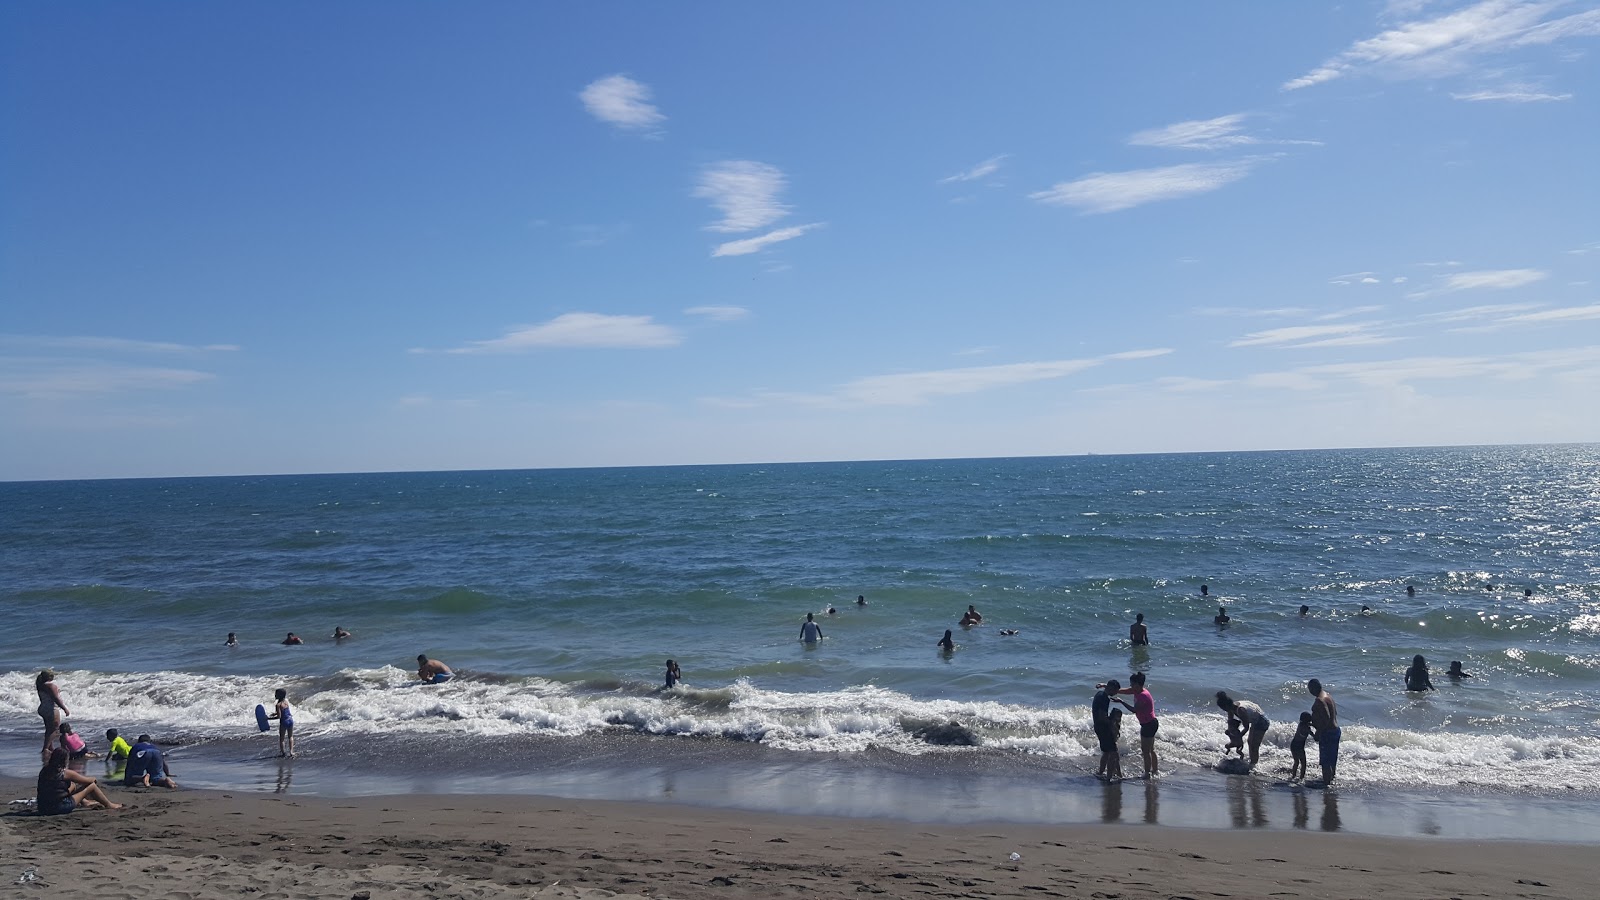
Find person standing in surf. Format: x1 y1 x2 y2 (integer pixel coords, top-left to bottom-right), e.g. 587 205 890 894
1108 672 1159 779
1129 613 1148 646
266 687 295 758
1308 678 1340 785
36 670 69 761
1215 691 1269 768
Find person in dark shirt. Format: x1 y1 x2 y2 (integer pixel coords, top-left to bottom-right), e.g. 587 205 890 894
124 735 177 788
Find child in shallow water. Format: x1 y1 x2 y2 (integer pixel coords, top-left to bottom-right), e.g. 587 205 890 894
1105 709 1125 781
1224 717 1245 758
1289 711 1314 781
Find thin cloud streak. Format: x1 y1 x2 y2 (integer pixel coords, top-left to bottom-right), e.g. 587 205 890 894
939 155 1008 183
684 306 750 322
711 224 823 258
1030 160 1257 214
0 362 215 398
434 313 681 353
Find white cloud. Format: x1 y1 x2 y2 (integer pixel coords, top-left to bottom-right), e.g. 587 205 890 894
579 74 665 132
1421 302 1541 321
438 313 681 353
1103 348 1175 361
694 161 791 233
1452 86 1573 101
0 362 214 397
1317 305 1386 320
1438 267 1549 292
939 155 1008 184
684 306 750 322
1128 114 1259 151
711 223 823 257
1030 160 1257 214
1283 0 1589 91
0 334 237 354
1231 323 1386 348
1496 303 1600 323
1195 306 1311 318
1156 376 1231 392
1330 271 1378 285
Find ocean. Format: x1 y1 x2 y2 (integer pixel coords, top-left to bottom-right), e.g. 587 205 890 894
4 446 1599 838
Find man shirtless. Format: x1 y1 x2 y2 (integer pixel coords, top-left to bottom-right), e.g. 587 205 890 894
1308 678 1340 784
417 654 454 684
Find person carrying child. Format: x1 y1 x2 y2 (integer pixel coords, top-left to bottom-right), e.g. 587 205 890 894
1289 711 1314 781
266 688 295 757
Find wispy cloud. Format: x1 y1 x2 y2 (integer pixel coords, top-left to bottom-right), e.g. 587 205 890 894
1329 271 1383 285
1230 323 1398 348
1283 0 1595 91
939 155 1008 184
684 305 750 322
579 74 665 132
0 334 238 354
1317 305 1386 320
1030 160 1258 214
1195 306 1311 318
432 313 681 354
719 350 1169 408
711 224 824 258
694 161 791 233
0 361 215 398
1481 303 1600 326
566 223 630 248
1128 114 1259 150
1420 302 1541 322
1452 85 1573 101
1418 267 1549 296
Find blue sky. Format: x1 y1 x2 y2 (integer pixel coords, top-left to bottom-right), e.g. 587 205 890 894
3 1 1598 480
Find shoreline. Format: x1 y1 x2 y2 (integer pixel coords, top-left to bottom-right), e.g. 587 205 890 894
7 730 1600 844
4 775 1595 900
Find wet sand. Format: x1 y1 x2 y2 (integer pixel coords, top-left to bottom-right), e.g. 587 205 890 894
1 774 1593 899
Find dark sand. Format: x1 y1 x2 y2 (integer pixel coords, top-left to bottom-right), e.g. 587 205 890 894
2 775 1593 899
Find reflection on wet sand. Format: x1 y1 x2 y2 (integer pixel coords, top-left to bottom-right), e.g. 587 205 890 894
1226 776 1268 828
1101 780 1123 823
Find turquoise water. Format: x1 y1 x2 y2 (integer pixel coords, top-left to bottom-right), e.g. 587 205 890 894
3 446 1599 826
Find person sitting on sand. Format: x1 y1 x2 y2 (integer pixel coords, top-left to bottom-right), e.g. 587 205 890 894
1129 613 1148 646
57 723 98 760
282 632 303 645
800 613 824 644
1288 711 1313 781
38 749 121 814
1213 606 1230 626
1405 655 1435 692
333 626 351 640
1215 691 1269 767
664 659 681 689
225 632 238 646
105 728 131 760
1223 717 1245 758
417 654 453 684
124 735 176 789
960 605 982 626
1104 709 1125 781
1447 660 1471 680
938 629 955 653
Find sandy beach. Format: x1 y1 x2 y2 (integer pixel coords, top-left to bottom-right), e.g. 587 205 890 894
2 775 1591 900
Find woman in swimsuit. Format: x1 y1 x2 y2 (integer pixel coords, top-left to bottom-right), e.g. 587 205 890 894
36 670 68 760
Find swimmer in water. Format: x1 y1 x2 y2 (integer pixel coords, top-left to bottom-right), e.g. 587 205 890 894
827 605 837 615
1406 584 1416 598
1129 613 1148 646
1200 584 1209 597
856 595 867 606
664 659 681 688
800 613 824 644
1000 629 1019 636
282 633 303 645
333 626 351 640
937 629 955 653
1360 605 1373 616
417 654 453 684
1447 660 1471 680
1299 605 1310 618
225 632 238 646
960 605 983 626
1213 606 1230 626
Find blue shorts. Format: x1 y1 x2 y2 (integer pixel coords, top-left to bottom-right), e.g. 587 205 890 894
431 672 453 684
43 797 75 816
1250 717 1269 736
1318 727 1341 769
